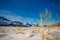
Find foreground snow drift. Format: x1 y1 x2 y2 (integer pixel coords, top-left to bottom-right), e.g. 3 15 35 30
0 27 60 40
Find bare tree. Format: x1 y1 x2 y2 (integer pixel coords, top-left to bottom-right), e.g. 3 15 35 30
40 8 51 26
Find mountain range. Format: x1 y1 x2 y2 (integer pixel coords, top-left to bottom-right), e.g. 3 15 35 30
0 16 38 27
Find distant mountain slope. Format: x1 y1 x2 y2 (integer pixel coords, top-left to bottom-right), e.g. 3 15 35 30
0 16 10 21
53 22 60 26
49 22 60 26
0 16 37 27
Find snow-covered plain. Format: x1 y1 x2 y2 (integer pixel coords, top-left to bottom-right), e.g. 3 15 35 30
0 26 60 40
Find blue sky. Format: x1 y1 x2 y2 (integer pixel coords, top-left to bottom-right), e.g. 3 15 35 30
0 0 60 24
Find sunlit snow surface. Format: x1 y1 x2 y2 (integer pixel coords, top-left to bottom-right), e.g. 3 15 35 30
0 26 60 40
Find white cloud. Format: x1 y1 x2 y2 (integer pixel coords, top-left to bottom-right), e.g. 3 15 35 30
0 10 39 24
0 10 13 16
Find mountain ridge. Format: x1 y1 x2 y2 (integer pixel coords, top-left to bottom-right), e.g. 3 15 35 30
0 16 38 27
